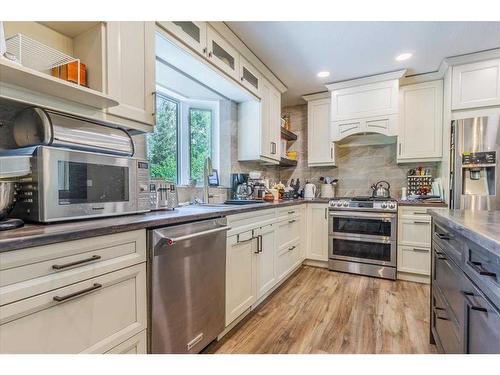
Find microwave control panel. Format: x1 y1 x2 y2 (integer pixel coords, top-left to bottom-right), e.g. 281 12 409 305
136 161 151 212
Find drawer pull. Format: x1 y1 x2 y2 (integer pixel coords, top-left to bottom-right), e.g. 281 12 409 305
412 221 429 224
412 212 429 215
435 232 450 240
287 210 296 214
288 246 296 251
413 248 429 252
434 250 447 260
467 261 497 278
461 291 488 312
53 283 102 302
288 219 296 224
52 255 101 270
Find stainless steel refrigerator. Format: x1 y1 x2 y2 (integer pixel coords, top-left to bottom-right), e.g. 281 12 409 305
450 115 500 210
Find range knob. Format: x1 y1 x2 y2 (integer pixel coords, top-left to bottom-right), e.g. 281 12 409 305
381 203 387 209
389 202 396 209
342 201 349 207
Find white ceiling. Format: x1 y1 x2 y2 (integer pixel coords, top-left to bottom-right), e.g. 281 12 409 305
226 21 500 106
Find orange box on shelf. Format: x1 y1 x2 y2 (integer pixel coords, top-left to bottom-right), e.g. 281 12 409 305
286 151 298 160
51 61 87 87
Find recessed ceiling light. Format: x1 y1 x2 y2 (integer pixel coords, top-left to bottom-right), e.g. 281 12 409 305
317 71 330 78
395 53 413 61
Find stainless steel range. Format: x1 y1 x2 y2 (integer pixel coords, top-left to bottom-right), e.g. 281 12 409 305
328 197 397 280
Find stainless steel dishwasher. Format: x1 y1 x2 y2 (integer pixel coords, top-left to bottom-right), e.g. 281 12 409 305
148 217 229 354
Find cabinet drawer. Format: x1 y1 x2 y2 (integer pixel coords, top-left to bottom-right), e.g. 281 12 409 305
276 205 302 220
0 264 146 354
397 245 430 275
106 330 147 354
432 285 463 353
276 216 301 248
277 240 300 281
227 208 276 236
432 222 464 265
0 230 146 305
399 206 431 218
398 218 431 247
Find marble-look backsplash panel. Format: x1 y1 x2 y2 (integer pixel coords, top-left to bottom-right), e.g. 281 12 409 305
278 104 439 198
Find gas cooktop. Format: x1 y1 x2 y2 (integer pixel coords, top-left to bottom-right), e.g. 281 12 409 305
329 196 397 212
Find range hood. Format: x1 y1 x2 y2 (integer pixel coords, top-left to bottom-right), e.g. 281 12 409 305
326 70 405 142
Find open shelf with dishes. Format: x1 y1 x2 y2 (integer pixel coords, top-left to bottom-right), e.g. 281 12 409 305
279 114 299 167
0 22 118 109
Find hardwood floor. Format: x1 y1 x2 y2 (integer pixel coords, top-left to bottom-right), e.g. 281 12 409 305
207 266 437 354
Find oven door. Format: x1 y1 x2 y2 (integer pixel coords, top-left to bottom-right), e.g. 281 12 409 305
38 146 137 222
329 210 397 266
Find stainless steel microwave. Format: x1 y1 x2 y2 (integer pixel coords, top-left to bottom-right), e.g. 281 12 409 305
12 146 151 223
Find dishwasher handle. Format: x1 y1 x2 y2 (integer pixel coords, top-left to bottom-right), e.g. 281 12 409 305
158 225 231 246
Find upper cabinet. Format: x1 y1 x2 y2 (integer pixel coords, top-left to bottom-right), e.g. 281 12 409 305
206 26 240 81
157 21 207 55
239 56 261 97
106 22 156 126
326 71 405 141
305 97 336 167
451 59 500 110
398 80 443 163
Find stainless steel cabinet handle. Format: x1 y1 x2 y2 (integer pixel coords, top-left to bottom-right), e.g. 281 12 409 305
208 51 213 58
237 235 255 244
161 226 231 246
53 283 102 302
152 91 157 117
467 260 497 278
52 255 101 270
412 248 429 252
287 210 295 214
461 291 488 312
254 235 263 254
325 208 328 220
435 232 450 240
288 219 296 224
202 47 207 54
412 221 429 224
288 246 296 251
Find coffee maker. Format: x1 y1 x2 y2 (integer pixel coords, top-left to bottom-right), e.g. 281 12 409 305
230 173 252 200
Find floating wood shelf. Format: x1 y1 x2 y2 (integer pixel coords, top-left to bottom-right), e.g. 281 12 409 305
279 157 298 167
280 127 298 141
0 58 118 109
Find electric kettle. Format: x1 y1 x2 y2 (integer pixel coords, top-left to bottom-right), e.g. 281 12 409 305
304 182 317 199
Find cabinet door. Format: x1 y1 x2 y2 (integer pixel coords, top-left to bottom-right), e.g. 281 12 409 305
206 26 240 80
254 224 277 299
239 56 261 97
398 218 432 248
306 204 329 261
269 84 282 162
398 80 443 162
158 21 207 55
452 59 500 110
225 233 257 326
308 98 335 166
106 330 147 354
106 22 155 126
259 79 273 160
397 245 430 275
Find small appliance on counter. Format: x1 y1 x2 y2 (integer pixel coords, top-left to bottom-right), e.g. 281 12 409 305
303 181 317 199
0 154 31 231
230 173 252 200
370 180 391 198
319 177 338 198
150 179 179 211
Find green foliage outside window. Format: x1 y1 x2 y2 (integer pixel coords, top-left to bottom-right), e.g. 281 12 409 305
189 108 212 183
147 96 178 183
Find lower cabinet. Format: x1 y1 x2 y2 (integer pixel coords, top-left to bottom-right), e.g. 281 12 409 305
397 205 432 283
306 204 329 262
254 223 277 299
106 330 147 354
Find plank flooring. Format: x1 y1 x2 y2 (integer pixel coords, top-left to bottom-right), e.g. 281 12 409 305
207 266 437 354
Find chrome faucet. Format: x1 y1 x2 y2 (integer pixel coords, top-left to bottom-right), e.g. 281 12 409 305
203 157 213 204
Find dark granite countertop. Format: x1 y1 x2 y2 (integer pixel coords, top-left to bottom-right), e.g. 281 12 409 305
0 199 328 253
427 208 500 256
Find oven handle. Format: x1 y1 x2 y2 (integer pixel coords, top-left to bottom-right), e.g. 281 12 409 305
329 233 392 244
329 211 395 221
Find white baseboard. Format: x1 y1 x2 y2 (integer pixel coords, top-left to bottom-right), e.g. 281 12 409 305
303 259 329 268
397 271 430 284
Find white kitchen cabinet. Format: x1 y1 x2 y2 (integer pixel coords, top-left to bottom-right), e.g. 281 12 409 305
398 80 443 162
397 205 432 283
254 223 277 299
106 22 156 127
157 21 207 55
307 98 336 167
306 204 329 262
106 330 147 354
225 231 257 326
207 26 240 81
0 264 147 354
452 59 500 110
277 239 301 281
238 78 281 164
239 55 261 96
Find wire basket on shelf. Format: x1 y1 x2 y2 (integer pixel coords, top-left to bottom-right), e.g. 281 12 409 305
5 33 86 86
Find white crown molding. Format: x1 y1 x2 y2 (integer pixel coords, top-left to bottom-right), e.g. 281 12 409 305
302 91 330 101
325 69 407 91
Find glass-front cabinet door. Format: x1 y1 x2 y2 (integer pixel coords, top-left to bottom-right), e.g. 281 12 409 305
207 26 240 80
158 21 207 55
239 56 261 96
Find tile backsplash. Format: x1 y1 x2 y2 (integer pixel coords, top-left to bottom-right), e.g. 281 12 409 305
278 104 439 198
